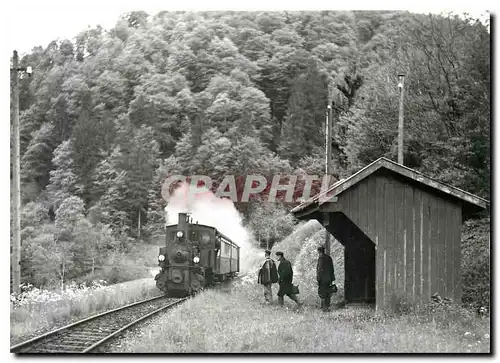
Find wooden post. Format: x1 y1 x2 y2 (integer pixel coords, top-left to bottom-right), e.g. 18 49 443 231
398 74 406 165
11 50 21 295
325 103 333 256
137 207 141 239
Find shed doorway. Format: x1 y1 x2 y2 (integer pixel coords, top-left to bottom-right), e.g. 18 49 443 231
326 212 376 305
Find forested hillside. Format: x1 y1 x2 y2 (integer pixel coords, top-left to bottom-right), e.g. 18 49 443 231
11 11 490 290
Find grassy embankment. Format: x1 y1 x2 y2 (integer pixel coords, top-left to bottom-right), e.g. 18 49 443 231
10 243 162 344
116 285 490 353
115 221 490 353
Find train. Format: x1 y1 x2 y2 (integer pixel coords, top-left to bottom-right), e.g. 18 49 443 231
155 212 240 296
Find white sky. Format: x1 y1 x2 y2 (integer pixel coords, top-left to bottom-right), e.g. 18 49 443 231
0 0 493 55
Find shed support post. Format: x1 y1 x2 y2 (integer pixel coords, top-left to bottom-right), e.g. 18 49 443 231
324 213 331 256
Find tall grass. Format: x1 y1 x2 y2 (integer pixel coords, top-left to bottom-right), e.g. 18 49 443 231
105 221 487 353
115 278 490 353
10 278 159 343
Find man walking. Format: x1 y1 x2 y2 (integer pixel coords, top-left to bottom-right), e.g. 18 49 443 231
317 245 335 312
257 250 278 303
275 251 301 307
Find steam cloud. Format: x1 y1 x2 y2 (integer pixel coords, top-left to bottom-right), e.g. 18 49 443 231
164 183 262 274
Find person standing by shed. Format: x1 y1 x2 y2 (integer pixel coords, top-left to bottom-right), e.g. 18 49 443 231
257 250 278 303
317 245 336 312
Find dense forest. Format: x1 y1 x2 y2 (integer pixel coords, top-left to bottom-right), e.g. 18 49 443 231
10 11 490 292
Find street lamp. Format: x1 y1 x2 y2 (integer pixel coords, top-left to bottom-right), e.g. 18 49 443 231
398 73 405 89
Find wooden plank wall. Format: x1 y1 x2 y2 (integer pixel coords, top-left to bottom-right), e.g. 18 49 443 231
333 172 463 309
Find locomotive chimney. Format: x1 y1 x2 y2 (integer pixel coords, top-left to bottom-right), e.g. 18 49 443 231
178 213 187 231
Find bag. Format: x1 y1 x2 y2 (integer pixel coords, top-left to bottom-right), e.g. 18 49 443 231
292 284 300 295
329 284 338 294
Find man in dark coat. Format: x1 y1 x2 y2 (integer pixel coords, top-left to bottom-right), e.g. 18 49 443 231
276 251 301 307
317 246 335 311
257 250 278 303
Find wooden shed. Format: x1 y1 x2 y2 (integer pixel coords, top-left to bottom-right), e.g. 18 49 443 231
291 157 488 310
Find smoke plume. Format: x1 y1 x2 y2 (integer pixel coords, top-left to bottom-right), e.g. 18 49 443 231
164 182 262 274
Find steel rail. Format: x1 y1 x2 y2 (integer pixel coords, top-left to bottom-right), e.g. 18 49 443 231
11 295 187 353
83 298 186 353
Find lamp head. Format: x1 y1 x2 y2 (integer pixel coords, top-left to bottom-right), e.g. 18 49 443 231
398 73 405 89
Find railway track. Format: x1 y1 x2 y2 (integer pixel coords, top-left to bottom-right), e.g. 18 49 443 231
11 295 187 354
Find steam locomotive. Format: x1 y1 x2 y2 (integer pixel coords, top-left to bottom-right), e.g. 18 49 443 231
155 213 240 296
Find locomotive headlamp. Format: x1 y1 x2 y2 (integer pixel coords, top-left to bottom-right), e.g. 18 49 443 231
158 255 165 261
193 256 200 264
176 231 184 238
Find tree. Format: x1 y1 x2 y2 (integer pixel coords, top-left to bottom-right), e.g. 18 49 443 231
145 157 184 240
278 58 329 165
95 124 160 237
46 140 82 209
340 13 490 197
128 73 196 156
51 196 86 288
198 71 273 145
55 196 86 238
72 94 115 204
72 220 115 275
20 123 57 202
21 224 60 287
247 200 296 249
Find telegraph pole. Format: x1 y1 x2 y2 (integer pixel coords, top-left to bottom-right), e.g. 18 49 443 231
397 74 406 165
11 50 21 295
11 51 32 295
324 103 333 256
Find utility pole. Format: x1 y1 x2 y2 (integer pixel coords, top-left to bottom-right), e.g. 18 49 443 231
397 74 406 165
324 103 333 256
11 51 32 295
11 50 21 295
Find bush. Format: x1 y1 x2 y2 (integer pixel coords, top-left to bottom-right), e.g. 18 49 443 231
271 220 323 264
406 297 478 332
246 200 297 249
461 217 490 309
